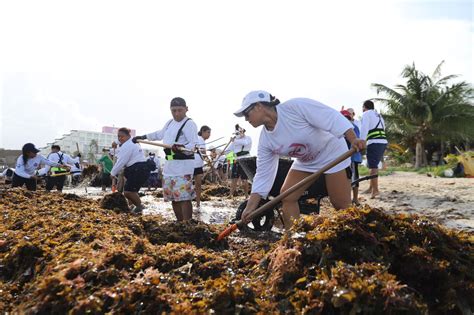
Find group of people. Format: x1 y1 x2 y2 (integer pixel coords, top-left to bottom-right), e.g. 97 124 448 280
8 91 387 229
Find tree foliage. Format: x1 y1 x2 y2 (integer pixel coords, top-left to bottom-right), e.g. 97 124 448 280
372 61 474 167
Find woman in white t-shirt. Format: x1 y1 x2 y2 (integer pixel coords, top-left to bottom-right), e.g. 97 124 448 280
194 125 211 209
234 91 366 229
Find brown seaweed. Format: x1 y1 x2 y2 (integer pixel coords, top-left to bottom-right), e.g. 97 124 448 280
0 188 472 314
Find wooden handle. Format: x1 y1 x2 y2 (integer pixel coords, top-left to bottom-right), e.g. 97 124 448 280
203 137 234 179
136 140 194 153
216 148 356 240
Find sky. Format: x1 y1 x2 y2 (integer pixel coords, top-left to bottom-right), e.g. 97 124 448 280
0 0 472 154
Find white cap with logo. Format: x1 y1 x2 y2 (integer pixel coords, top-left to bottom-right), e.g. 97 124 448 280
234 90 271 117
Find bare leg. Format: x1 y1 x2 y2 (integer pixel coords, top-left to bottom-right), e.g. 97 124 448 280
172 201 193 221
242 180 249 198
352 186 360 205
230 178 237 197
370 168 380 198
172 201 183 221
325 169 351 209
124 191 142 208
194 174 202 207
280 170 314 229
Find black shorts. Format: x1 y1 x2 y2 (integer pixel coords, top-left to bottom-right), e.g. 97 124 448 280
12 173 37 191
367 143 387 169
231 162 248 180
351 162 360 187
193 167 204 176
46 175 66 191
101 172 112 186
123 162 150 192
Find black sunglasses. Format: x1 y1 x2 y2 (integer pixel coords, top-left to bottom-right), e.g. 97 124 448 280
243 104 256 118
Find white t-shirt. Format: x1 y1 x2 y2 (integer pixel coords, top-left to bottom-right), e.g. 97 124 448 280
251 98 353 199
14 155 59 179
70 157 82 176
110 138 146 177
146 117 198 176
229 135 252 159
194 135 206 168
44 151 75 173
360 110 388 145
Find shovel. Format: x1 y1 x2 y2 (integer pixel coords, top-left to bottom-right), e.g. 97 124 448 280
216 147 356 240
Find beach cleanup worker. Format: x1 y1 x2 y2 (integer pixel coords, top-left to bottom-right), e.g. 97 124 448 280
235 91 365 229
110 127 150 214
98 148 113 192
360 100 387 199
146 152 162 190
194 125 211 209
341 109 363 205
228 124 252 198
1 168 14 185
133 97 198 221
44 145 75 192
12 143 64 191
70 153 82 186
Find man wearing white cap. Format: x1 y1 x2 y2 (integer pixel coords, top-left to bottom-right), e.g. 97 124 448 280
235 91 366 229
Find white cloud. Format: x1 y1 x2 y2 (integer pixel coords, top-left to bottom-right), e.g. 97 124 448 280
0 0 472 152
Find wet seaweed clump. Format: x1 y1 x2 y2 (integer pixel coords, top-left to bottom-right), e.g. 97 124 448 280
260 206 474 314
99 192 130 213
202 185 230 197
1 188 472 314
142 218 228 250
81 165 99 178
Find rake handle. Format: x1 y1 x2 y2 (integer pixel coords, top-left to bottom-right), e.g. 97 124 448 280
216 147 356 240
136 139 194 153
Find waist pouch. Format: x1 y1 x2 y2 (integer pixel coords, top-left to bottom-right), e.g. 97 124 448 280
163 148 194 160
236 151 249 157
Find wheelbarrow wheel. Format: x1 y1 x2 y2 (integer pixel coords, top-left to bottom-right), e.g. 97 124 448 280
235 199 275 232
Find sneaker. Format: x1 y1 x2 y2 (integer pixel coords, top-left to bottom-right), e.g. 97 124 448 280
131 205 144 215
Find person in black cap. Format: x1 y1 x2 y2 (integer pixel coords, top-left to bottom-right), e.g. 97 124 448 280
133 97 198 221
12 143 65 191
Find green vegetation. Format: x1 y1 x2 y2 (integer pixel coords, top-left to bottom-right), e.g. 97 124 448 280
372 61 474 168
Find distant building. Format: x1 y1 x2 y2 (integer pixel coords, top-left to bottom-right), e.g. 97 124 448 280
102 126 136 137
0 149 22 168
37 127 159 164
39 128 120 162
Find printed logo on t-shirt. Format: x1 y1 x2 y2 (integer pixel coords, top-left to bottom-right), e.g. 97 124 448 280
288 143 317 162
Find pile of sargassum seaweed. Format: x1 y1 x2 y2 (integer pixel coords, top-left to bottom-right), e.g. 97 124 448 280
1 188 473 314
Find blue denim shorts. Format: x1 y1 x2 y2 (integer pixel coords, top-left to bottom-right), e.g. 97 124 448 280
367 143 387 169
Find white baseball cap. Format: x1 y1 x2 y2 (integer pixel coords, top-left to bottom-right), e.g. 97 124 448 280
234 90 271 117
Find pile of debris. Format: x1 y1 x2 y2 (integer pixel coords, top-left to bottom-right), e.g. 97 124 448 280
1 189 472 313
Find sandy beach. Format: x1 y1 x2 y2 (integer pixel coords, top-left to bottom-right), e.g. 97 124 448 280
356 171 474 232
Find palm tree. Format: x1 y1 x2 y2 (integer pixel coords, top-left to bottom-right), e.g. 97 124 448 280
87 139 99 164
372 61 474 168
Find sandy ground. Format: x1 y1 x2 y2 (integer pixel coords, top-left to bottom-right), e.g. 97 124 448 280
355 171 474 232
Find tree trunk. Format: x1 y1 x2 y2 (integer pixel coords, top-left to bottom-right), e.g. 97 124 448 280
440 141 445 165
415 140 424 168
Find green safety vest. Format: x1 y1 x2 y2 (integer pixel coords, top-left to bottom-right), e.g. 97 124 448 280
226 151 236 165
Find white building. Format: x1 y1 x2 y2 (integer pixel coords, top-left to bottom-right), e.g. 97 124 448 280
39 127 162 164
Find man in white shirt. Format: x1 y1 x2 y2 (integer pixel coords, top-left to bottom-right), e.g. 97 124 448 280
359 100 388 198
133 97 198 221
110 127 149 213
44 145 75 192
228 125 252 198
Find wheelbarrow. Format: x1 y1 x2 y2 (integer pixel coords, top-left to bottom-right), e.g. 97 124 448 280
234 156 377 232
